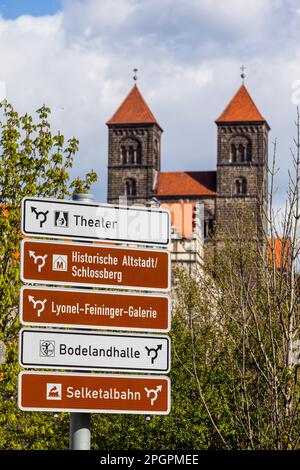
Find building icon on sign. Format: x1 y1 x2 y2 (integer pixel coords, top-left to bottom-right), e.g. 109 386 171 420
52 254 68 271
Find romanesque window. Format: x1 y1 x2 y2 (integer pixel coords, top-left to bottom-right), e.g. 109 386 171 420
239 144 245 162
120 138 142 165
120 146 127 164
124 178 137 196
246 142 252 162
230 136 252 163
235 177 247 195
231 143 237 162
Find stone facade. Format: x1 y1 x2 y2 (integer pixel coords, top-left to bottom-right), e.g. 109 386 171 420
215 122 269 239
107 123 162 205
106 84 269 271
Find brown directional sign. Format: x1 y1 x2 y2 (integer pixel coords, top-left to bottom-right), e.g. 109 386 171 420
20 239 170 292
20 286 171 332
18 371 171 415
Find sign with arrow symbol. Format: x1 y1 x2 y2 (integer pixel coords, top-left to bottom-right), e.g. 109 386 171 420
22 196 170 246
19 328 171 373
31 207 49 228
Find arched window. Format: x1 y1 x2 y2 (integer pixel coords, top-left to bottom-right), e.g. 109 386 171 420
229 136 252 163
235 177 247 195
239 144 245 162
120 146 127 164
124 178 136 196
136 145 142 164
235 179 241 195
246 142 252 162
120 138 142 165
231 144 237 162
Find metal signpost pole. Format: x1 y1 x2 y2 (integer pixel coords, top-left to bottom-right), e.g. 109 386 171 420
70 192 93 451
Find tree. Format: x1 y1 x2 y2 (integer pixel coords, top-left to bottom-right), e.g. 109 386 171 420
0 101 97 449
164 111 300 450
91 109 300 450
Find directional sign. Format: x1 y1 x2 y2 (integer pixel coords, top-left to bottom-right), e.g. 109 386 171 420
20 286 171 332
19 329 171 373
18 371 171 414
21 197 170 246
20 239 170 292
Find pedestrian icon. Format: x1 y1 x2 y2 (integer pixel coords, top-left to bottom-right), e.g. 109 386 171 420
46 383 62 400
54 211 69 227
39 340 55 357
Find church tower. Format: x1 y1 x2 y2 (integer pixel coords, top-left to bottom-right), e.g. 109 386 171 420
215 84 270 239
106 85 163 205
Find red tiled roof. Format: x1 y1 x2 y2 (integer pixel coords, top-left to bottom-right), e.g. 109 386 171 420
106 85 161 127
156 171 216 197
216 84 267 124
161 201 195 238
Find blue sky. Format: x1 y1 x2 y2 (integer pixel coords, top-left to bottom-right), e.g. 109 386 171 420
0 0 299 214
0 0 62 18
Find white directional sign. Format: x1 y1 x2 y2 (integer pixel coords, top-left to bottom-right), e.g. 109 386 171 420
21 197 170 246
19 329 171 373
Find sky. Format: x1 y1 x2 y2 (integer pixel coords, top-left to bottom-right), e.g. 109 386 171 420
0 0 300 208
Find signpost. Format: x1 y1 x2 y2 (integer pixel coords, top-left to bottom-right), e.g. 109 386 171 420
20 286 171 332
21 197 170 246
18 194 173 451
20 239 171 292
18 371 171 415
19 328 171 373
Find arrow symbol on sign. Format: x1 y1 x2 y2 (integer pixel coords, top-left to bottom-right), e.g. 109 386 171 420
31 206 49 228
145 344 163 364
29 251 48 272
144 385 163 406
28 295 47 317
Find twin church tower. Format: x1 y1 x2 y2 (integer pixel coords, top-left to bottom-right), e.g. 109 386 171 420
106 82 269 252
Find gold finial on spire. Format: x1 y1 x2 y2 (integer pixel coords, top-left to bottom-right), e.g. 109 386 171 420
133 68 138 82
240 65 246 83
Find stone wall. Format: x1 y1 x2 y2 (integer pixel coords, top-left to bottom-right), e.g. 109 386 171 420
107 123 162 205
216 122 269 238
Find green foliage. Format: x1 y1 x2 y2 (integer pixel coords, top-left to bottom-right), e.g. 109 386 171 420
0 102 97 449
1 101 300 451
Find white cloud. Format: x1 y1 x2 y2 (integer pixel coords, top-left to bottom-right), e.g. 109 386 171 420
190 0 274 32
0 0 299 207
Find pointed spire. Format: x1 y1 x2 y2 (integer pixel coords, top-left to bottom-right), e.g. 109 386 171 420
106 85 161 128
215 84 269 127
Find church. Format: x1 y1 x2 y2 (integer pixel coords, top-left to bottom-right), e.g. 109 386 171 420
106 82 269 271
